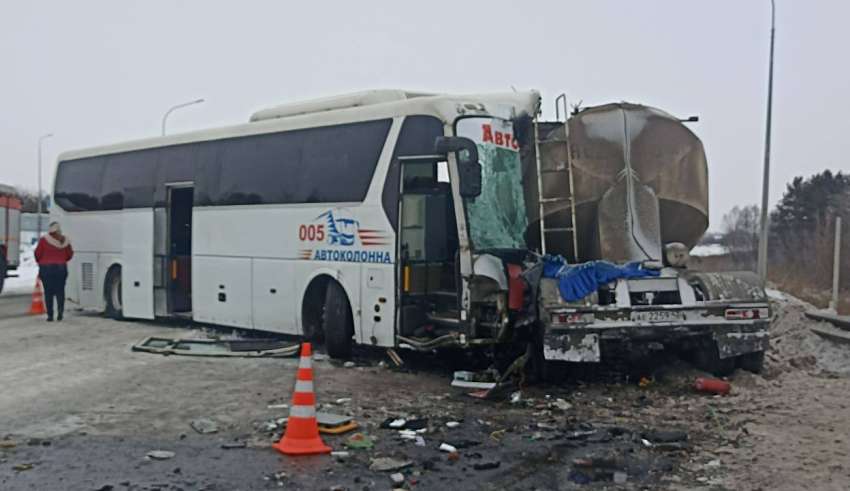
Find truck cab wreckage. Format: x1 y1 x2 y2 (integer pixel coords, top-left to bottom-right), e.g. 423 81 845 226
393 92 769 377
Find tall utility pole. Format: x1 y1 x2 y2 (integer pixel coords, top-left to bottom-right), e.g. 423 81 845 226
757 0 776 281
37 133 54 236
830 217 842 313
161 98 205 136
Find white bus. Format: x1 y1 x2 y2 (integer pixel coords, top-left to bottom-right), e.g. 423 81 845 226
53 90 539 358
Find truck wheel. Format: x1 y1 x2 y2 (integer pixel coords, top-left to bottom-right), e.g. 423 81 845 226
104 266 123 319
322 281 354 359
738 351 765 374
693 342 735 376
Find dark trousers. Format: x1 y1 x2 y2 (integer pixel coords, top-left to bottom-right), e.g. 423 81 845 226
39 264 68 319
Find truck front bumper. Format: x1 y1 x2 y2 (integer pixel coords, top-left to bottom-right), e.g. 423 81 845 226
542 319 770 362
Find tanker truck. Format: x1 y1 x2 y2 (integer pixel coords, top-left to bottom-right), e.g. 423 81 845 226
521 100 769 375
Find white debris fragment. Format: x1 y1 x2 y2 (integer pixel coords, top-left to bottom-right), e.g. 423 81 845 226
267 404 289 410
389 418 406 428
510 391 522 404
335 398 352 404
553 399 573 411
439 443 457 453
390 472 405 485
414 436 426 447
641 438 652 447
446 421 461 428
343 361 356 368
146 450 175 460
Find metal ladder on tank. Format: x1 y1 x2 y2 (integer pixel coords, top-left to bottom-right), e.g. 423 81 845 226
533 93 579 262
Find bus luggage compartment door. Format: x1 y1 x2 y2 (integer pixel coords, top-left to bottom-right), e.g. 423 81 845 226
121 208 155 319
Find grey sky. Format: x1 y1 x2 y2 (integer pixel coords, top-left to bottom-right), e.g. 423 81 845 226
2 1 847 229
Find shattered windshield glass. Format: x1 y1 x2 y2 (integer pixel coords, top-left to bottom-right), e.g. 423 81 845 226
455 117 528 250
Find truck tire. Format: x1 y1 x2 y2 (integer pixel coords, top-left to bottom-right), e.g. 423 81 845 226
738 350 765 374
322 281 354 359
693 342 735 376
104 266 124 319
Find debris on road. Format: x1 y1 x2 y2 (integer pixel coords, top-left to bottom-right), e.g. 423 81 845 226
439 443 457 453
344 433 374 450
451 370 497 389
369 457 412 472
145 450 175 460
12 463 33 471
389 472 405 485
220 441 247 449
386 348 403 367
190 418 219 434
694 377 732 395
132 336 300 358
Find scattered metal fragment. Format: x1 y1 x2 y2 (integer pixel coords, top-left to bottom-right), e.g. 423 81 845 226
386 348 403 367
132 337 300 358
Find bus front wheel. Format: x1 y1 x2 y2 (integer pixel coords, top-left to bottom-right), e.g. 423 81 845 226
322 281 354 359
104 266 124 319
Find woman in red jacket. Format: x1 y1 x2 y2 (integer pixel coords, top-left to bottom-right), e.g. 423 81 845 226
34 222 74 321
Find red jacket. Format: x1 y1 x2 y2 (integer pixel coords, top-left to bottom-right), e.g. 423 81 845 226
35 235 74 266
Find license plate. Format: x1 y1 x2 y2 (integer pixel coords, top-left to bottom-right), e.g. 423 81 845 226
630 310 685 322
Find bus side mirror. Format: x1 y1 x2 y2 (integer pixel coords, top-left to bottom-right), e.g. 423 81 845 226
434 136 482 198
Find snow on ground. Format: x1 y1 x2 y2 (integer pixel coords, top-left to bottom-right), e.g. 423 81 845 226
690 243 729 257
3 243 38 295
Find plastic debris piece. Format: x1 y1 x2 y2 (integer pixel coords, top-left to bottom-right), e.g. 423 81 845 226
390 472 405 485
694 377 731 395
190 418 219 434
641 438 652 447
13 463 33 471
369 457 413 472
446 421 461 428
552 399 572 411
331 451 350 459
335 398 352 404
344 433 374 450
146 450 176 460
414 436 426 447
267 403 289 410
389 419 406 429
439 443 457 453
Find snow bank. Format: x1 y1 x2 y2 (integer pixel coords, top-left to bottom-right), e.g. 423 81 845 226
3 243 38 295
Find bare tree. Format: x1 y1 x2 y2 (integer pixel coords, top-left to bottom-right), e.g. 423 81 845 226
721 205 760 270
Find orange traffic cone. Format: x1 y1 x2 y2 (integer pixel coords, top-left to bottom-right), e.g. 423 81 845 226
272 343 332 456
28 278 46 315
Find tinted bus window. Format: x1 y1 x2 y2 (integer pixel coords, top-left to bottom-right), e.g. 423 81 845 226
382 116 445 230
211 118 391 206
101 149 158 210
155 143 196 206
54 157 105 211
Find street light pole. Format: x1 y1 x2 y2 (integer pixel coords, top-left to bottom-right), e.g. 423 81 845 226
757 0 776 281
37 133 54 236
161 98 205 136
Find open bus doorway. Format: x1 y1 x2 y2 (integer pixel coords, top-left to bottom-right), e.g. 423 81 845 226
168 186 193 314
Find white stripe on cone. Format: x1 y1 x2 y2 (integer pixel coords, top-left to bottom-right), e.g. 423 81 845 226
290 404 317 418
294 380 314 393
298 356 312 369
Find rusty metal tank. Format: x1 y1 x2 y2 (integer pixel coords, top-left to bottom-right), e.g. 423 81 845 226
523 102 709 262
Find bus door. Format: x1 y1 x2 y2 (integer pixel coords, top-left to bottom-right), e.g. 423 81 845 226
397 156 461 337
121 187 155 319
167 185 193 314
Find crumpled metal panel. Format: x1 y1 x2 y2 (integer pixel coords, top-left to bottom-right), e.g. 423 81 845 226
524 103 708 261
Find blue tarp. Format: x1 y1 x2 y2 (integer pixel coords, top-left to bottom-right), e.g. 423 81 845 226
542 256 660 302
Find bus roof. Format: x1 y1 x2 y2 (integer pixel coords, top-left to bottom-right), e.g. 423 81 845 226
57 89 540 162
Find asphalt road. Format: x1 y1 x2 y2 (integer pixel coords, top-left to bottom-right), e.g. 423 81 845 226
0 293 34 321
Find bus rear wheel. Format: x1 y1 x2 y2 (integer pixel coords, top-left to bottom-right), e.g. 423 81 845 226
322 281 354 359
104 266 123 319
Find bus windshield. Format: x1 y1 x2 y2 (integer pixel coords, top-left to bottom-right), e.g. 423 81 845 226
455 117 528 251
